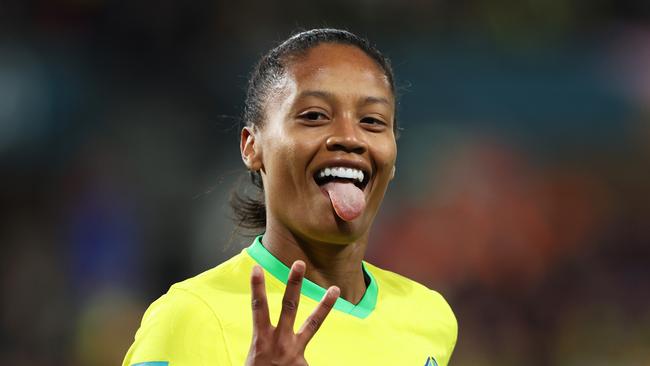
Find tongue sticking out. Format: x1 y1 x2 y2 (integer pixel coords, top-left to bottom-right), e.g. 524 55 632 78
322 181 366 221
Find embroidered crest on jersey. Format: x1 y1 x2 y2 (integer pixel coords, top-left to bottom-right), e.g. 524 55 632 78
424 356 439 366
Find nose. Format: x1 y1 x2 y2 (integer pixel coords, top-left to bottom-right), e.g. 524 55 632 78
325 118 368 154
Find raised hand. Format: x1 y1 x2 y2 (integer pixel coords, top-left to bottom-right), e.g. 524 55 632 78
245 261 340 366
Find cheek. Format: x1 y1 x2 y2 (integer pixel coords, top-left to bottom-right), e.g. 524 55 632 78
263 136 310 192
375 139 397 172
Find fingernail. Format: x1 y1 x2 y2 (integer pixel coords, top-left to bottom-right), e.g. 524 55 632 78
329 286 340 297
292 260 305 274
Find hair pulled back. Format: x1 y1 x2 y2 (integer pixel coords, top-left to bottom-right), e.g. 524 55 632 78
231 28 397 233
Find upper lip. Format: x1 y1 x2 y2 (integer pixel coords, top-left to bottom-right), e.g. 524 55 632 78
312 158 372 183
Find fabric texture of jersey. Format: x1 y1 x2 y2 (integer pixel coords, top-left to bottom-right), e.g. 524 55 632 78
123 236 458 365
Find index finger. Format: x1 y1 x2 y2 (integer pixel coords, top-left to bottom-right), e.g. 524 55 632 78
250 265 271 332
297 285 340 347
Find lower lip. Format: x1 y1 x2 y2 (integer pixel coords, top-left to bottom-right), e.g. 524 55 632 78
314 179 370 198
318 186 329 198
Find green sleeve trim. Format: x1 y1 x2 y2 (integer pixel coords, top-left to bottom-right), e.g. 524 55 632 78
246 235 377 319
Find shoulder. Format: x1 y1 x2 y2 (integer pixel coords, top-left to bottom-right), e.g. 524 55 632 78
141 286 220 328
365 261 453 306
364 262 458 366
122 251 253 366
171 249 253 299
122 287 228 365
365 261 458 334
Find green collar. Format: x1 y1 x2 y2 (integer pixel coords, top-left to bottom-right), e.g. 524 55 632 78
246 235 377 319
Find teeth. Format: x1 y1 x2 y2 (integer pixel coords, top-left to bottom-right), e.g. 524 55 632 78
317 166 365 183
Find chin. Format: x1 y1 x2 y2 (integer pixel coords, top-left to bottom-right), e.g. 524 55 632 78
299 214 371 245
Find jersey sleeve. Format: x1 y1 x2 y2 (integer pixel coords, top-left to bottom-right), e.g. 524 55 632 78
122 287 232 366
431 290 458 366
444 316 458 366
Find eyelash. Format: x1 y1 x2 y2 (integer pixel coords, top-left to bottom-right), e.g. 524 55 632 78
360 117 386 126
299 111 329 121
298 112 387 128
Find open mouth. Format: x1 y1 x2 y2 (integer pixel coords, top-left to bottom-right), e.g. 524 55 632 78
313 167 371 191
312 166 371 221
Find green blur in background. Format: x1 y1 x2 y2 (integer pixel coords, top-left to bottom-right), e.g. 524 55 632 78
1 0 649 365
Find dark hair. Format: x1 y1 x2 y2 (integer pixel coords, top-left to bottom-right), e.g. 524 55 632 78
231 28 397 234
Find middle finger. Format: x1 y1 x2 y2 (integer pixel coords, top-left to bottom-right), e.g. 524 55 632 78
276 260 305 334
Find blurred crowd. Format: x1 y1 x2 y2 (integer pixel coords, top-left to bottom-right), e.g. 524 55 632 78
1 1 649 365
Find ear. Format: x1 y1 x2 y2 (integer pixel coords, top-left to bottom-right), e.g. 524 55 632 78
389 165 396 180
240 126 262 171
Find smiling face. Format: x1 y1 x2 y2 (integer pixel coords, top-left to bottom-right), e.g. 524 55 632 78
241 43 397 244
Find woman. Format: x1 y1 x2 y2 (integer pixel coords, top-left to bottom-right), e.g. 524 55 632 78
123 28 457 366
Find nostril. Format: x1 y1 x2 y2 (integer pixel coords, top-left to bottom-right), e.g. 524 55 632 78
326 136 368 154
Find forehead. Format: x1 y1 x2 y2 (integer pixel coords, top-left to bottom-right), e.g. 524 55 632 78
284 43 393 99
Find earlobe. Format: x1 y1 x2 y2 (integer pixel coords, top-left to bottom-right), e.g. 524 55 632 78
241 126 262 171
390 165 396 180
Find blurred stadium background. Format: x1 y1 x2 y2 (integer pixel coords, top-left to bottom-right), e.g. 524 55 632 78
2 0 650 365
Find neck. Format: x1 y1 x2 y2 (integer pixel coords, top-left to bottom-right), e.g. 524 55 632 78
262 218 369 305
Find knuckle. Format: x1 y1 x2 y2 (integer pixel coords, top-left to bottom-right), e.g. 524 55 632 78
287 277 302 286
282 299 297 312
251 298 266 310
307 316 321 332
275 340 291 355
252 335 265 348
248 339 267 357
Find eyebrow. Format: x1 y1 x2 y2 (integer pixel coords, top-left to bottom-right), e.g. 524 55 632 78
297 90 391 106
361 95 391 106
298 90 335 102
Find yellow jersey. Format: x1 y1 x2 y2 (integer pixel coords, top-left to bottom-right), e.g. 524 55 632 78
123 236 457 365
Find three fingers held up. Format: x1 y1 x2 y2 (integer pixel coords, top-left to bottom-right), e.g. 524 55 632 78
245 262 340 366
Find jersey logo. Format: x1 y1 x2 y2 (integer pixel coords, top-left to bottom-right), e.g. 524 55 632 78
423 356 439 366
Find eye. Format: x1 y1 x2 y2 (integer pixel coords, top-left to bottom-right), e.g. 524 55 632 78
360 116 387 127
299 111 329 121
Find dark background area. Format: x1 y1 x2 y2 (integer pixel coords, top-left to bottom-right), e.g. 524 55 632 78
1 1 649 365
